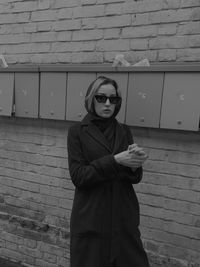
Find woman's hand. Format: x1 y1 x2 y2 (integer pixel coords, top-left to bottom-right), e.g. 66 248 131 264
114 143 148 169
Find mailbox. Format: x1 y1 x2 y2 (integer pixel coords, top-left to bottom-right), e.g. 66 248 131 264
66 72 96 121
126 73 164 127
40 72 67 120
160 73 200 131
97 72 128 123
15 73 39 118
0 73 14 116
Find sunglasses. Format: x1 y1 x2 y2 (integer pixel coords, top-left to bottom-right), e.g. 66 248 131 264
94 95 121 104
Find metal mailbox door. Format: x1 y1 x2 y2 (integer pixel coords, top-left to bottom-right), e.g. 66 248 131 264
160 73 200 131
66 72 96 121
15 73 39 118
126 73 164 127
0 73 14 116
97 72 128 123
40 72 67 120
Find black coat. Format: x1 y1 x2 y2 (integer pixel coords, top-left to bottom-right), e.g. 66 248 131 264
67 115 149 267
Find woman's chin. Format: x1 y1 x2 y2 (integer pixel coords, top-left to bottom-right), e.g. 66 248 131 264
100 113 112 118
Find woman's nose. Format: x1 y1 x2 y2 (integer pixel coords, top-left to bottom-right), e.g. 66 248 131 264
105 98 111 105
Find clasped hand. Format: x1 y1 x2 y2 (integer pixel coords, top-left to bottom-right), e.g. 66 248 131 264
114 143 148 170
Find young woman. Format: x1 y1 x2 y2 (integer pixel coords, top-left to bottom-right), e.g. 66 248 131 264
67 76 150 267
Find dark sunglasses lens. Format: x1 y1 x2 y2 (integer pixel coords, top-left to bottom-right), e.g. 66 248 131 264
95 95 107 103
95 95 121 104
109 96 121 104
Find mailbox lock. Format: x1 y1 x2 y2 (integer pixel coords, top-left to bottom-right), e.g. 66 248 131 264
50 111 54 115
177 120 182 125
140 117 145 122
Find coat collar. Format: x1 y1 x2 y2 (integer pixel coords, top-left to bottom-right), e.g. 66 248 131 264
81 114 111 152
81 114 126 154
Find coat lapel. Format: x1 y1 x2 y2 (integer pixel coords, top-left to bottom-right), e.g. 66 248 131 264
81 114 128 154
113 123 127 154
81 114 112 153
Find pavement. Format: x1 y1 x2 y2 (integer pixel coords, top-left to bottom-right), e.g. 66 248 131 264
0 258 24 267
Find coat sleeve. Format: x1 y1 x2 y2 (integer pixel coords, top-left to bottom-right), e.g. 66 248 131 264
67 125 119 188
117 124 143 184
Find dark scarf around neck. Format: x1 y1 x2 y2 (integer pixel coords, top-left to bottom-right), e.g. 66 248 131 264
88 113 117 151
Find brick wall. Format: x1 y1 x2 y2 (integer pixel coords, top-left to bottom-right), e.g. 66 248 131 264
0 117 72 267
0 1 200 266
133 127 200 267
0 117 199 267
0 0 200 64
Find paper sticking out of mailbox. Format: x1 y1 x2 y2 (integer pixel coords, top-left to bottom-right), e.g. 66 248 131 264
112 54 131 67
132 58 150 67
112 54 150 67
0 55 8 68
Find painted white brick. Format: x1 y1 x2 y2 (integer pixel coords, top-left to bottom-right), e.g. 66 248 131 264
72 29 103 41
132 13 150 26
158 24 177 35
37 21 52 32
57 8 73 20
162 0 181 9
149 9 195 24
149 36 189 49
31 32 57 42
52 41 95 52
122 25 158 38
82 18 97 29
56 32 72 41
31 10 57 22
123 0 162 14
188 35 200 47
158 49 177 61
177 48 200 61
96 39 129 51
97 14 131 28
53 20 81 31
52 0 79 9
5 43 51 54
73 5 105 18
181 0 200 8
105 3 122 16
0 3 11 14
81 0 97 5
97 0 123 3
12 1 38 13
130 39 148 50
104 28 121 39
0 33 30 44
0 13 30 24
178 21 200 35
71 52 103 63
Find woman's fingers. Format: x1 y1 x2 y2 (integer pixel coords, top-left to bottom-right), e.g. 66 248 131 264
128 144 148 159
114 148 148 167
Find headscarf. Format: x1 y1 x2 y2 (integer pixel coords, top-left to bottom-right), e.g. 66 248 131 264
85 76 122 118
84 76 122 150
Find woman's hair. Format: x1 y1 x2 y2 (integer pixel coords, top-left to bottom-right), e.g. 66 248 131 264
85 76 122 115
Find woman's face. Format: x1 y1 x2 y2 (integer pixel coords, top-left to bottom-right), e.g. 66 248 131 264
94 83 117 118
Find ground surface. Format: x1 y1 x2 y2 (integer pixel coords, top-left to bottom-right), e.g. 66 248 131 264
0 258 25 267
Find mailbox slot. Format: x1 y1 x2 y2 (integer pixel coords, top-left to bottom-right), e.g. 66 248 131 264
15 73 39 118
126 73 164 127
40 72 67 120
0 73 14 116
160 72 200 131
66 72 96 121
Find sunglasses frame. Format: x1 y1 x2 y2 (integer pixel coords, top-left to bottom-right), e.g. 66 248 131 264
94 95 121 104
